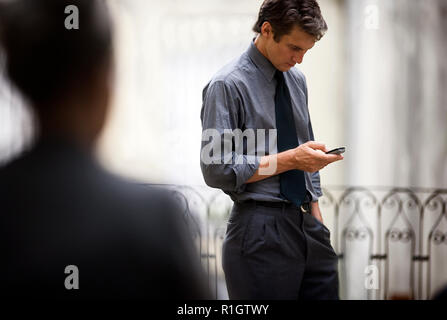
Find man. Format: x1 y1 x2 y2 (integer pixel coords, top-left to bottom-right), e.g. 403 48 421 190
0 0 207 299
200 0 343 299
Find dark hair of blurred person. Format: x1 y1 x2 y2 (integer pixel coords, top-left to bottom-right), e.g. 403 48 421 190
0 0 208 299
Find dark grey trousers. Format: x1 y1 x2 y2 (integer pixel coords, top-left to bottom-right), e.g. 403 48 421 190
222 201 339 300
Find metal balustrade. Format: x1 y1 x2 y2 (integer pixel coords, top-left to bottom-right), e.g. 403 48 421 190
155 185 447 300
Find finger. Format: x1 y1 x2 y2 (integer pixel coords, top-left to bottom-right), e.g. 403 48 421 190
325 154 344 162
306 141 327 152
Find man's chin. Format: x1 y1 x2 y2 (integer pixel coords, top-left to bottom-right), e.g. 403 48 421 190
279 64 295 72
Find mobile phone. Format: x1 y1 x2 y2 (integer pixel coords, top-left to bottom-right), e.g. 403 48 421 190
326 147 345 155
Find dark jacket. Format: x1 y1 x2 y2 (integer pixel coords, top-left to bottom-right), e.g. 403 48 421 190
0 137 208 299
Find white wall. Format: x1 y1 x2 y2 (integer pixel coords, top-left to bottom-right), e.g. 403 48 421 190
345 0 447 189
97 0 347 187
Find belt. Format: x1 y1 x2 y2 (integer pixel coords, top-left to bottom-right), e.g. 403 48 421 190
241 200 311 213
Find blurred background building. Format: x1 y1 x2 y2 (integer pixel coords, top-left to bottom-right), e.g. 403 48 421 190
1 0 446 300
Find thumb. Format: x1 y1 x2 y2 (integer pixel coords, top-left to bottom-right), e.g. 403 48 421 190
306 141 327 152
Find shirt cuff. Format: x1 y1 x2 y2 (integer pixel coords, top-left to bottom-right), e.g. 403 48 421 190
310 188 323 202
232 155 261 193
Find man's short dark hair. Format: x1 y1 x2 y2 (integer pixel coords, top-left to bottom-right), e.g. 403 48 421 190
253 0 328 42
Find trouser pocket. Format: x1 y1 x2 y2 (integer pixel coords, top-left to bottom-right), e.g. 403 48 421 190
242 213 281 256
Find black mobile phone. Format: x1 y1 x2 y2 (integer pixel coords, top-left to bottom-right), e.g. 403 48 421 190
326 147 346 155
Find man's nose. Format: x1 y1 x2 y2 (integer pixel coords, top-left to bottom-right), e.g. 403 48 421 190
293 51 306 64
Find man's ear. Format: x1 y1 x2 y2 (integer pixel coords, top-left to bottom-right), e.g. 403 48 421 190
261 21 273 39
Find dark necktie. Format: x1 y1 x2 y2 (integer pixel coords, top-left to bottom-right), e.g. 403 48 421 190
274 70 307 207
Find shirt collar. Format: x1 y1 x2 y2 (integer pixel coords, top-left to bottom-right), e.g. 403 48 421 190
246 40 277 82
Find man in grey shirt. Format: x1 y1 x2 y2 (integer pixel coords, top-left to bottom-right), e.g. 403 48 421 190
201 0 343 299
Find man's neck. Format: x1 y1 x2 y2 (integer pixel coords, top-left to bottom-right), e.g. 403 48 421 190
37 102 98 151
254 35 270 62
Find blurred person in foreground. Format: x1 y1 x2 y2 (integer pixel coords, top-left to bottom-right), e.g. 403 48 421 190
0 0 208 299
434 285 447 300
201 0 343 299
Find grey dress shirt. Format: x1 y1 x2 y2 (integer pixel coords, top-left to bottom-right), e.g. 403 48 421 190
200 41 323 203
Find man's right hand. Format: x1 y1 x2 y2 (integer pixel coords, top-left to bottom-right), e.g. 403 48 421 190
292 141 344 173
246 141 344 184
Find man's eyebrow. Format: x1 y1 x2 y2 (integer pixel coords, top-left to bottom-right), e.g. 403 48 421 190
289 44 303 50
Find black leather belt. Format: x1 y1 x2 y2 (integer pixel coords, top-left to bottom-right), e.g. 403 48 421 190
242 200 311 213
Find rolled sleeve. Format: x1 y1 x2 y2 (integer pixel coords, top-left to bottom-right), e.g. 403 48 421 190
200 80 260 193
308 113 323 200
311 171 323 200
232 155 260 193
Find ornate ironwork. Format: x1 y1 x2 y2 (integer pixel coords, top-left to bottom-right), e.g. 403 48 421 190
153 185 447 300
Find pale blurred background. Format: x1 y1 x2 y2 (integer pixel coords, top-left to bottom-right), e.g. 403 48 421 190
1 0 446 300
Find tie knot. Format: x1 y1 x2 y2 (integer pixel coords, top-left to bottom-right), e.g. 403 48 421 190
275 70 285 84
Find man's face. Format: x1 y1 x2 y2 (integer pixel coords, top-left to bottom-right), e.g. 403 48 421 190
263 24 316 72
